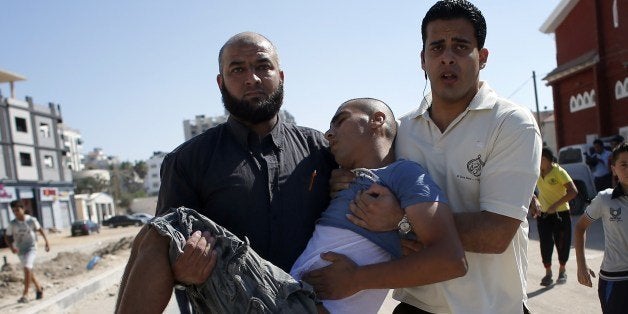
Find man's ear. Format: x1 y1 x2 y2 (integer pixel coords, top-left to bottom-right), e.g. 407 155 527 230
279 70 285 81
370 112 386 129
420 50 426 71
479 48 489 67
217 74 223 89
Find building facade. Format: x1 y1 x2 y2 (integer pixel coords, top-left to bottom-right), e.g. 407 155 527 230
74 192 115 223
144 151 167 196
60 125 84 172
183 110 297 141
541 0 628 148
0 70 75 231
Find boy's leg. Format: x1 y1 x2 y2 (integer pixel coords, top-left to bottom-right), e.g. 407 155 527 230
116 225 175 313
22 267 31 297
31 271 43 292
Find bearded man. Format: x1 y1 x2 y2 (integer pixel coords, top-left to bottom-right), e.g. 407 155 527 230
115 32 335 313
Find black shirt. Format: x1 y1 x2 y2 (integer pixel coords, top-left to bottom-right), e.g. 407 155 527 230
157 116 335 271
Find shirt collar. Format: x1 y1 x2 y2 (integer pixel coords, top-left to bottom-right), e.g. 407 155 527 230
611 185 627 199
227 115 284 150
408 81 498 120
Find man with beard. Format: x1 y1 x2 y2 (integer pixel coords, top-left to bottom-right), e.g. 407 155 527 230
115 32 335 313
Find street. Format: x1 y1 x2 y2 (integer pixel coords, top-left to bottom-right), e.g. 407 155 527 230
1 216 606 313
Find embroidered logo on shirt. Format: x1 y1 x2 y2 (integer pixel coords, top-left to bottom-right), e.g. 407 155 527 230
548 178 559 185
467 155 485 177
609 207 622 222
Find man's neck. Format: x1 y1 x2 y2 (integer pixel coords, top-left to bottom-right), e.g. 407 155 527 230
429 100 468 132
352 145 396 170
235 115 279 138
429 82 481 132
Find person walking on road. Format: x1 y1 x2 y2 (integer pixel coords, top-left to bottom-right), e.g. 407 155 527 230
4 200 50 303
530 148 578 286
575 142 628 314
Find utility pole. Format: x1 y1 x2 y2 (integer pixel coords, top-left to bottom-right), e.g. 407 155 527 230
532 71 542 137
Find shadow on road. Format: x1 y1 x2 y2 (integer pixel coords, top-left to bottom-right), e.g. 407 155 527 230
527 285 555 299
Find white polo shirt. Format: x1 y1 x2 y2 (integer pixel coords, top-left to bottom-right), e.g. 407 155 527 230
585 186 628 279
393 82 542 314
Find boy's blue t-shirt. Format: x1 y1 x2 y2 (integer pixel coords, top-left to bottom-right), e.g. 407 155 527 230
317 159 447 258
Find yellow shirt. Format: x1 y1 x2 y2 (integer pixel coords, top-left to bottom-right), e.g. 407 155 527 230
537 164 573 212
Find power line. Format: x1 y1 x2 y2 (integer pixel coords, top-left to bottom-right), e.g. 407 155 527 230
507 76 532 99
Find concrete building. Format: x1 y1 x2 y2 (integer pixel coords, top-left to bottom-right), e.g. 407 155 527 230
144 151 167 196
60 125 84 172
183 110 297 141
0 69 75 231
83 147 119 170
74 192 115 223
541 0 628 148
183 114 228 141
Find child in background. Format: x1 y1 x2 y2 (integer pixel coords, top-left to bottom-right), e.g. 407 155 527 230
4 200 50 303
575 143 628 313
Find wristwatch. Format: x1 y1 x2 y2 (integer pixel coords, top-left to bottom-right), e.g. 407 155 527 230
397 215 412 235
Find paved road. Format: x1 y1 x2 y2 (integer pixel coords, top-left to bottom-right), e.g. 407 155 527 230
3 216 607 313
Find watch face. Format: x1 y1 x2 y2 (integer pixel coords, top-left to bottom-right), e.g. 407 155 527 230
399 220 411 234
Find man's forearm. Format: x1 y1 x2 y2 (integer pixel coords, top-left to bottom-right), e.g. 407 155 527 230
453 211 521 253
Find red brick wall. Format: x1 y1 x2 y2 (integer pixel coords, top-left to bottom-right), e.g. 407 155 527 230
555 0 597 63
550 0 628 148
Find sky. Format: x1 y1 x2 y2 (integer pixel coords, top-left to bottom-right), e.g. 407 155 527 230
1 0 561 162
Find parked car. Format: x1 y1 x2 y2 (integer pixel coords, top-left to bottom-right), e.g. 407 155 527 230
131 213 154 223
102 215 145 228
557 135 616 215
71 220 100 236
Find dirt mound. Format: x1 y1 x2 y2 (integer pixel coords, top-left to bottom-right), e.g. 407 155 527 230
0 236 134 301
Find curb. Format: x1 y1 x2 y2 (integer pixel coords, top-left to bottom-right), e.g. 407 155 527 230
24 263 125 314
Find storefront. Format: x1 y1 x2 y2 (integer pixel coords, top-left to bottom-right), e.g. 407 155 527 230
0 183 75 231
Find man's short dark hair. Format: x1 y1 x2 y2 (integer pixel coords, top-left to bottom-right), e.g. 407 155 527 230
593 139 603 146
10 200 23 209
421 0 487 50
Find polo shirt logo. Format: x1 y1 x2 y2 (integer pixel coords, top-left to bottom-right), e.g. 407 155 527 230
467 154 485 177
548 178 559 185
609 207 622 222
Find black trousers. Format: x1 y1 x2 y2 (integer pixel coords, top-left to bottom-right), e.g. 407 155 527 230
537 211 572 267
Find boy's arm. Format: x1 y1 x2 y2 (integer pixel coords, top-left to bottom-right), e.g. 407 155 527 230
4 233 16 254
574 215 595 287
303 201 467 300
348 183 522 254
38 228 50 252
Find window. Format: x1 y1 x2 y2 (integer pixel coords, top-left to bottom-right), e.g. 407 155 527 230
19 152 32 166
15 117 28 132
44 155 54 168
40 123 50 138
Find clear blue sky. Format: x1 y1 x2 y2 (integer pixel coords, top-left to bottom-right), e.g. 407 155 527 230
1 0 560 162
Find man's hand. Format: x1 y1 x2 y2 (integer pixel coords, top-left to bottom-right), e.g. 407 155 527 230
44 243 50 252
10 246 17 254
347 183 403 232
401 238 423 256
529 197 541 218
173 230 218 285
577 265 596 287
302 252 360 300
330 169 355 197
